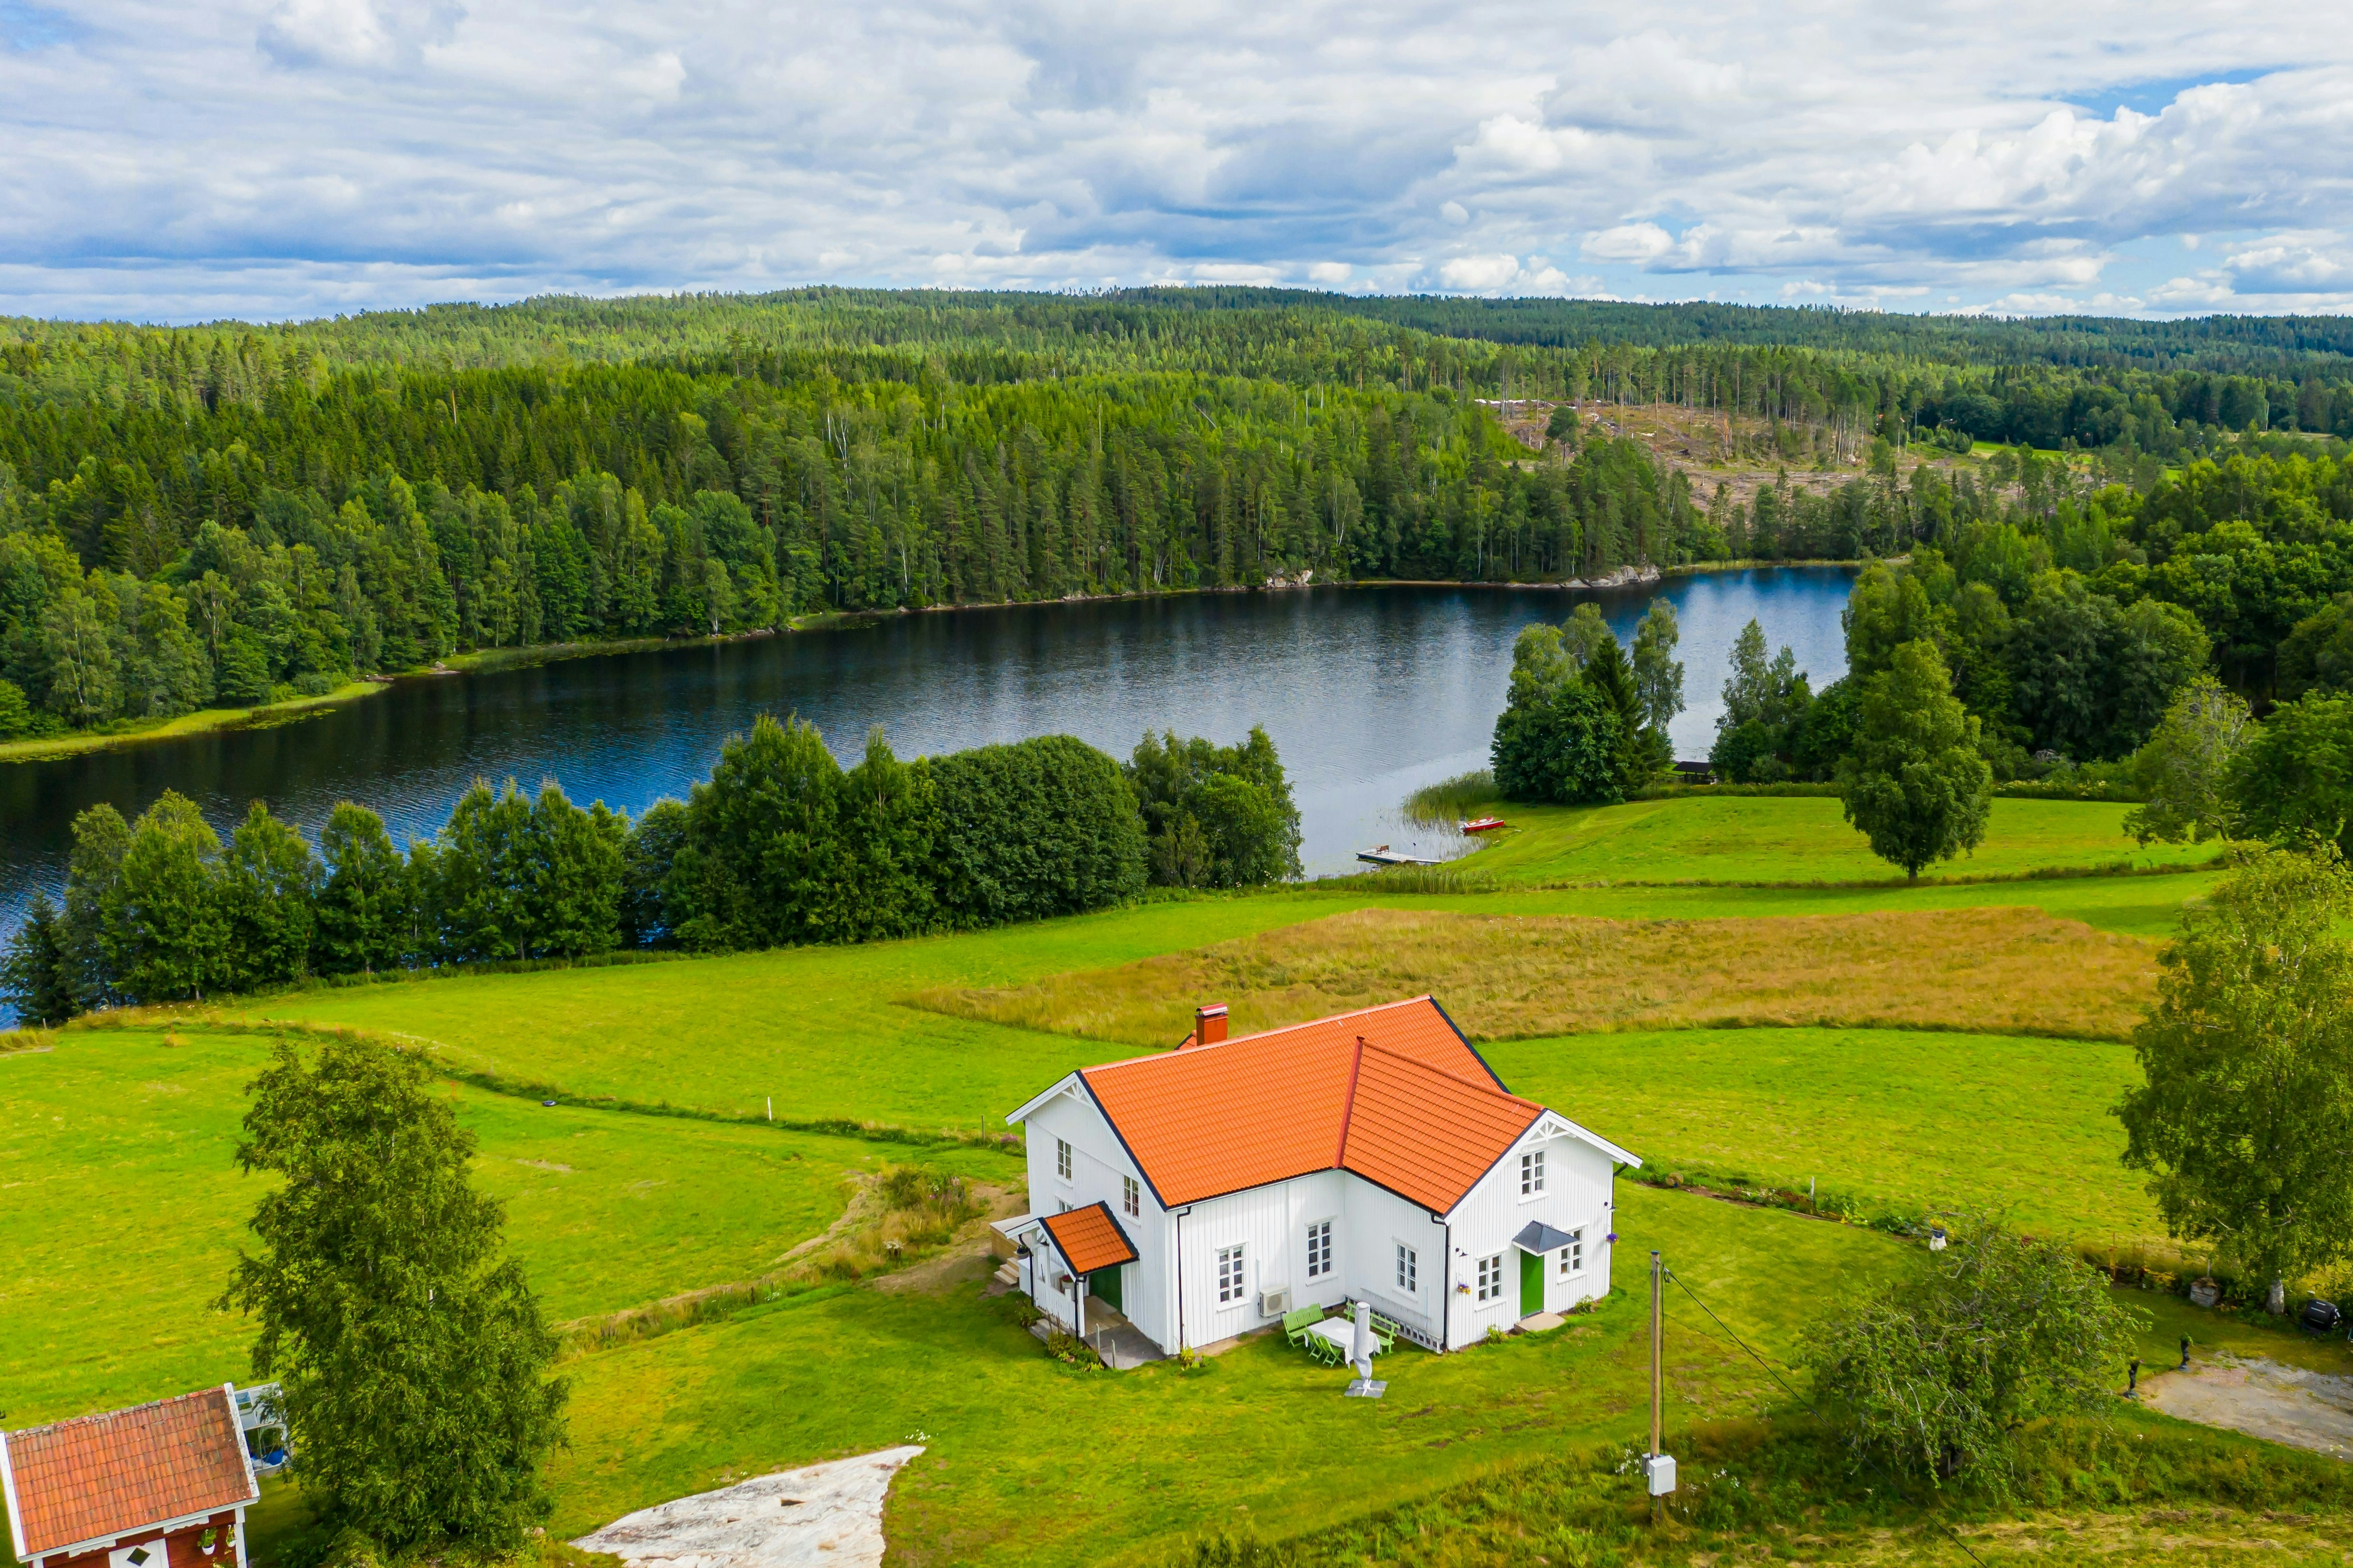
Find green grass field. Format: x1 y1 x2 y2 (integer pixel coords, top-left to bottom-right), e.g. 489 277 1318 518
11 791 2330 1568
1486 1027 2157 1244
546 1184 1909 1563
1459 796 2218 887
0 1027 1022 1427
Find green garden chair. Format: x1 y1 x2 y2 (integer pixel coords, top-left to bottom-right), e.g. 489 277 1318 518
1283 1304 1326 1348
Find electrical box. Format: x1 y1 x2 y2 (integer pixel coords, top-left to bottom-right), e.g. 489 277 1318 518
1643 1453 1677 1496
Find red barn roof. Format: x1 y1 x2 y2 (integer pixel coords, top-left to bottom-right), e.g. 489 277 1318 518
1071 997 1548 1212
3 1387 257 1559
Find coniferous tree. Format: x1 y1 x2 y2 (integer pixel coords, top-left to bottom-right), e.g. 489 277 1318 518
1 890 74 1026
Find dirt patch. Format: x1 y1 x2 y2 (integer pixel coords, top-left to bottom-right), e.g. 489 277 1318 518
574 1445 925 1568
514 1158 574 1173
912 906 2156 1046
869 1226 1000 1297
2140 1355 2353 1459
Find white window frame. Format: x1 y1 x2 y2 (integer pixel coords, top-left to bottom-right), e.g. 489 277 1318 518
1216 1244 1247 1305
1476 1252 1504 1302
1519 1148 1546 1198
1306 1219 1333 1278
1122 1174 1140 1217
1055 1137 1073 1182
1395 1242 1417 1295
1559 1227 1585 1276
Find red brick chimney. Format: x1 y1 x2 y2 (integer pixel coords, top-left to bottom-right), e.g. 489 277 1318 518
1193 1003 1229 1047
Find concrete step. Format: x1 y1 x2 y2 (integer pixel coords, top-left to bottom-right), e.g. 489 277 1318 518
992 1262 1020 1286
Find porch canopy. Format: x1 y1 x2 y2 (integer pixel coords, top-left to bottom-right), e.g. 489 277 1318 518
1511 1220 1577 1255
1039 1202 1139 1277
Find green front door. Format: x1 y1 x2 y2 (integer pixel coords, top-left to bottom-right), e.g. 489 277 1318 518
1092 1265 1124 1314
1519 1249 1544 1318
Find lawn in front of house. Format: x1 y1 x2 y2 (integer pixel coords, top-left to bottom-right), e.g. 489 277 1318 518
0 1026 1022 1428
1459 795 2218 887
545 1183 1912 1566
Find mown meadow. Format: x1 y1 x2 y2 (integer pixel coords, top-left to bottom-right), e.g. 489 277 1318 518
9 795 2347 1567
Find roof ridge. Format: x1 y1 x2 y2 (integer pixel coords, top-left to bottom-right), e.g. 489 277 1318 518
1356 1037 1542 1110
1085 995 1442 1073
13 1385 218 1434
1332 1036 1366 1170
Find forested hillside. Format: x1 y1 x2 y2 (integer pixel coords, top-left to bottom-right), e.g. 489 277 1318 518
5 288 2353 742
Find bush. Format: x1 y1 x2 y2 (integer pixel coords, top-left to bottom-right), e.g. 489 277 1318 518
930 734 1148 926
1127 727 1303 888
1804 1222 2146 1490
1492 682 1622 804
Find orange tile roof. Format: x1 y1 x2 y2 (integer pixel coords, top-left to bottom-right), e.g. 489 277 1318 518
4 1387 256 1558
1078 997 1542 1212
1039 1202 1140 1275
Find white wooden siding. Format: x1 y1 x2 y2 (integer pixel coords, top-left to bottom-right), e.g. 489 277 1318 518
1014 1089 1626 1357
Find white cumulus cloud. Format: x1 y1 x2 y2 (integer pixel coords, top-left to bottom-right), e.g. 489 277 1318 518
2 2 2350 318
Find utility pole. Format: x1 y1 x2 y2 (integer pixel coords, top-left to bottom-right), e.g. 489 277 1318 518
1645 1251 1675 1524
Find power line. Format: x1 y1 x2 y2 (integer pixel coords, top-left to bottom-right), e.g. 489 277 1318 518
1663 1265 1992 1568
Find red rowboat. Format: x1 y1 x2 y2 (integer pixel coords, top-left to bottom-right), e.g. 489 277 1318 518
1459 816 1507 833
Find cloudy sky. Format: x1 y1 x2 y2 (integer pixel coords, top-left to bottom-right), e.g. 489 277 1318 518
4 0 2350 323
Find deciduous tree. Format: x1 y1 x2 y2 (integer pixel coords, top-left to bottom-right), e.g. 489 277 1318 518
2117 849 2353 1310
221 1037 566 1547
2125 676 2251 846
1839 640 1992 878
1805 1222 2144 1488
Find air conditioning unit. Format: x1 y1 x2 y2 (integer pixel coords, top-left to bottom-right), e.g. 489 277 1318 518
1259 1287 1290 1317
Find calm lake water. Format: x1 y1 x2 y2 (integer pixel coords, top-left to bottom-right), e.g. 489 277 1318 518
0 568 1853 953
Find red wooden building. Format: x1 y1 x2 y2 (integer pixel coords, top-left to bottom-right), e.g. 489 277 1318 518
2 1387 260 1568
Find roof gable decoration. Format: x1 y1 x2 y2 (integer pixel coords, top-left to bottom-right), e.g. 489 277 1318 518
1004 1073 1084 1128
1520 1109 1643 1170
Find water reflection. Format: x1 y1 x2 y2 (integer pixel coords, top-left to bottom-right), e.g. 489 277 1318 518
1 569 1853 939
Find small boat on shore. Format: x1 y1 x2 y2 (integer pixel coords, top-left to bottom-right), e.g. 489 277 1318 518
1458 816 1507 833
1358 845 1441 867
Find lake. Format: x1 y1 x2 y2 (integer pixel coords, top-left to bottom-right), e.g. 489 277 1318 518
0 567 1853 951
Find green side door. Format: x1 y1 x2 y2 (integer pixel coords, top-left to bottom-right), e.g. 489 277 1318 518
1093 1265 1124 1314
1519 1248 1544 1318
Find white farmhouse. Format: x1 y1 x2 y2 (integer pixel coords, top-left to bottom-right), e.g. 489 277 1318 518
1002 996 1639 1356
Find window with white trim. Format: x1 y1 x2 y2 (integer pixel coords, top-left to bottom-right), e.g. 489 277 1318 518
1476 1253 1505 1302
1559 1228 1585 1276
1217 1244 1247 1304
1395 1242 1417 1293
1306 1220 1333 1278
1520 1149 1546 1196
1055 1138 1072 1181
1122 1174 1141 1217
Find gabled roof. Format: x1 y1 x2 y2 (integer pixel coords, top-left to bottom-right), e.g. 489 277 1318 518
3 1387 257 1559
1038 1202 1140 1275
1066 997 1555 1214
